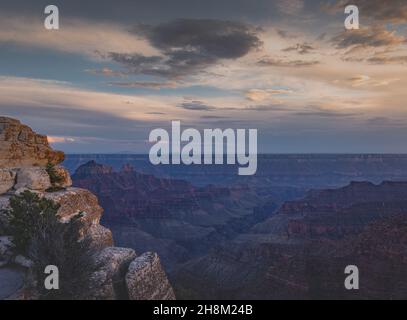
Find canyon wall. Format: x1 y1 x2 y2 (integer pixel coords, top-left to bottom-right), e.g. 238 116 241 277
0 116 175 300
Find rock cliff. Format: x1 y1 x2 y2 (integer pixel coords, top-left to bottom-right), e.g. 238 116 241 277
0 116 175 300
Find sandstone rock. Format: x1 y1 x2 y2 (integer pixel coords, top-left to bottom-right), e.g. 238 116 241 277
0 117 64 168
126 252 176 300
52 165 72 188
89 247 136 299
44 188 103 226
0 169 16 195
15 167 51 191
88 224 114 249
0 236 14 267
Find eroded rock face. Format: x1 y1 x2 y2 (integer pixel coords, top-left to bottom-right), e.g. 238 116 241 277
89 247 137 300
0 116 175 301
44 188 103 225
15 167 51 191
126 252 176 300
53 165 72 188
0 117 64 168
0 169 16 195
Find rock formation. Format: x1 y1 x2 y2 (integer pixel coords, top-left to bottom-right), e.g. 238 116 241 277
173 181 407 299
0 116 175 300
0 117 64 168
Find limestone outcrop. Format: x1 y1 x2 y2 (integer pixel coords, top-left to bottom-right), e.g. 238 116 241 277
0 117 64 168
126 252 176 300
0 116 175 300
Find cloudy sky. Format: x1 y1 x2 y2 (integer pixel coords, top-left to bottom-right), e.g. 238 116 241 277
1 0 407 153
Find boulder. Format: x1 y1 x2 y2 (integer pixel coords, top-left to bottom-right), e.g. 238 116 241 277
88 224 114 249
52 165 72 188
0 117 64 168
0 236 14 267
89 247 136 299
15 167 51 191
0 169 16 195
126 252 176 300
44 188 103 226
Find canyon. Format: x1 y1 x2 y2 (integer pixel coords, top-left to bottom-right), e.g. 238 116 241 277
67 154 407 299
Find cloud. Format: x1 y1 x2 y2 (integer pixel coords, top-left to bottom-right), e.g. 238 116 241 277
200 115 228 119
276 0 304 15
245 89 294 102
332 27 406 50
327 0 407 24
245 104 289 112
331 27 407 64
345 74 400 87
282 42 315 54
109 19 262 79
108 81 179 89
178 100 217 111
135 19 262 59
368 55 407 65
257 56 319 67
85 68 127 77
275 28 298 39
0 76 177 123
366 117 405 127
48 136 76 143
293 105 361 118
0 15 158 58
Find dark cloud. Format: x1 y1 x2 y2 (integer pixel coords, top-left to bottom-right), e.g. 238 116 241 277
178 100 217 111
135 19 262 59
282 42 315 54
257 56 319 67
109 19 262 79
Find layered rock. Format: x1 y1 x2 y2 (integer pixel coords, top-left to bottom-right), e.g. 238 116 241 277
174 181 407 299
0 117 64 168
90 247 137 300
126 252 175 300
0 116 175 300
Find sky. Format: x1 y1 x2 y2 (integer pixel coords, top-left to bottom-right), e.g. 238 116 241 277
1 0 407 153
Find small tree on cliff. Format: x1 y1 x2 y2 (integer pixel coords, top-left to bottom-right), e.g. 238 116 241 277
8 191 98 299
8 191 61 253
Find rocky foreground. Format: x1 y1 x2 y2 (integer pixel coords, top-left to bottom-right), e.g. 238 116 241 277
0 116 175 300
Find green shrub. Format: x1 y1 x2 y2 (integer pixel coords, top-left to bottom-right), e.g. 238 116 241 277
8 191 61 254
8 191 98 299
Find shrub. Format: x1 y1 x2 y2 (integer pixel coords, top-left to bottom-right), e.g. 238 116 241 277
8 191 61 253
8 191 98 299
